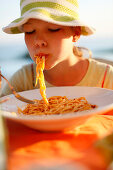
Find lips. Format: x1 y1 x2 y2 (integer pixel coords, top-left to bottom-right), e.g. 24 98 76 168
35 53 49 58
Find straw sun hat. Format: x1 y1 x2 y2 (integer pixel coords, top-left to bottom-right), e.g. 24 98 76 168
3 0 95 35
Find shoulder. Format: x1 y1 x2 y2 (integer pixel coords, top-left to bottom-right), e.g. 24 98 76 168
17 63 36 85
89 58 113 72
88 58 113 69
94 58 113 66
88 58 113 77
22 63 36 72
13 63 36 77
1 63 36 97
89 58 113 88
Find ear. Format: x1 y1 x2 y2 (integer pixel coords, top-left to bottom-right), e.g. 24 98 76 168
72 26 81 42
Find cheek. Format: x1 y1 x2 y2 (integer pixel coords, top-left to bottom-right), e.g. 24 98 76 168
62 37 73 50
25 35 32 50
25 35 34 60
58 38 73 54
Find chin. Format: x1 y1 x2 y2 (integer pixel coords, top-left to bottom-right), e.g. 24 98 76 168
45 62 57 70
44 65 53 70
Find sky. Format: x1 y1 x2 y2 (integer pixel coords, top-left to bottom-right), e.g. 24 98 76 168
0 0 113 45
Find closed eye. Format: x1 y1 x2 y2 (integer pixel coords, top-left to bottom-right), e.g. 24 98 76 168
26 30 35 34
48 28 61 32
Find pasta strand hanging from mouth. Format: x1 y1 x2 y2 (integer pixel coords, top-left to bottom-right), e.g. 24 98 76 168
34 55 48 104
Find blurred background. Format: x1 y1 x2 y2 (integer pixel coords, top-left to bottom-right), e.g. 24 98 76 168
0 0 113 79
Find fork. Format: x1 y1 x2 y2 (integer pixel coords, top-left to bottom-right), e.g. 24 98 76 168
0 73 35 104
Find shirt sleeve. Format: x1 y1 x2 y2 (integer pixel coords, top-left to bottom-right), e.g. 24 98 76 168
104 64 113 90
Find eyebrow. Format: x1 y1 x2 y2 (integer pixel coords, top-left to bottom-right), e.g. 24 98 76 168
23 22 32 26
21 23 32 32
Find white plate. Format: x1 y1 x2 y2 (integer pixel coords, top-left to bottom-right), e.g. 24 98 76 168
1 86 113 131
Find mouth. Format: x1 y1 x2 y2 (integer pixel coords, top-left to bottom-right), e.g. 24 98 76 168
35 53 49 58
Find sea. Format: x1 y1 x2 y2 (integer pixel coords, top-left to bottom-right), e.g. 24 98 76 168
0 36 113 79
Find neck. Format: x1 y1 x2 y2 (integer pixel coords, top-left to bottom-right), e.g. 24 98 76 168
44 56 89 86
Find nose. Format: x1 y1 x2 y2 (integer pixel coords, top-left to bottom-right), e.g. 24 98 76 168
34 36 47 48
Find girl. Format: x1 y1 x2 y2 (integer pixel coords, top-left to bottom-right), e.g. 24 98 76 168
1 0 113 96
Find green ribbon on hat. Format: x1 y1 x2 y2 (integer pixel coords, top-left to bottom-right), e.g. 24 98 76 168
21 2 79 19
20 0 79 8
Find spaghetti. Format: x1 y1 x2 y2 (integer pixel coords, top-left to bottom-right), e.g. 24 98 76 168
34 55 48 104
18 96 96 115
18 55 97 115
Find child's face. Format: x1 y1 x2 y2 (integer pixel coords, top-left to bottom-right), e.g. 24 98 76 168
23 19 75 70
